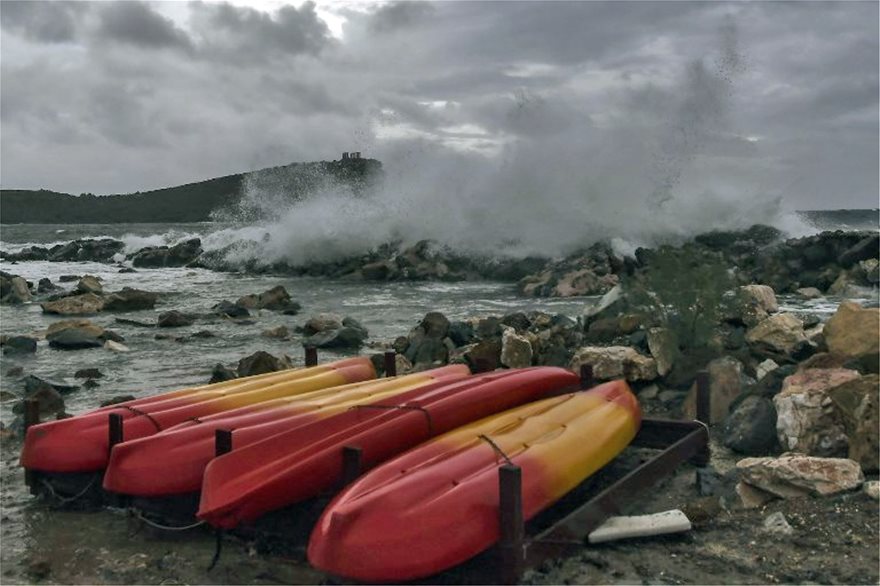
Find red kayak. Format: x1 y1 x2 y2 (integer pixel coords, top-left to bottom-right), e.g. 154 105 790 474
21 357 376 473
197 367 580 529
308 380 640 582
102 365 470 497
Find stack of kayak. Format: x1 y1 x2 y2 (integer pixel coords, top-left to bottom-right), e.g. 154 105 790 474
21 355 642 581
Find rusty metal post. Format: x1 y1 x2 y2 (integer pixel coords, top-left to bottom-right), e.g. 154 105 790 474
579 364 594 389
23 399 39 489
215 429 233 457
23 398 40 431
384 351 397 378
695 370 711 425
305 346 318 367
108 413 124 455
473 358 490 374
342 446 363 485
497 464 525 585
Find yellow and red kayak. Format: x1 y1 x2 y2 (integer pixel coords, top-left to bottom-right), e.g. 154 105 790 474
102 365 470 497
21 357 376 474
198 367 580 529
308 380 640 582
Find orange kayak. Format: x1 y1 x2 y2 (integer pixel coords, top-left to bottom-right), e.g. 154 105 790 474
21 357 376 473
102 365 470 497
308 380 640 582
198 367 580 529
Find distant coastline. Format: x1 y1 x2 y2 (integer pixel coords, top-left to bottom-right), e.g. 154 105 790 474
0 157 382 224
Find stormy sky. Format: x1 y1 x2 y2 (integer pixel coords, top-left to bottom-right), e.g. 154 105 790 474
1 0 877 210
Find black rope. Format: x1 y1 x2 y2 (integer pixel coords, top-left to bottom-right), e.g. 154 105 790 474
349 404 434 436
120 406 163 432
207 529 223 571
478 434 514 466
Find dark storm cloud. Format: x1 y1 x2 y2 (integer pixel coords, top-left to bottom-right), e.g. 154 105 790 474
188 1 333 62
97 1 192 51
0 0 87 43
0 1 876 210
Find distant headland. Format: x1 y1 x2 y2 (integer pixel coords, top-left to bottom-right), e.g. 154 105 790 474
0 155 382 224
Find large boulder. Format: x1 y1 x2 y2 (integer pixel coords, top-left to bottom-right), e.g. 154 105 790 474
303 314 343 336
74 275 103 295
774 368 861 457
103 288 159 311
41 293 105 315
745 313 808 357
837 234 879 268
683 356 746 424
569 346 657 382
236 351 292 377
822 301 879 366
131 238 202 268
463 339 503 371
236 285 301 314
500 329 533 368
723 395 778 455
210 363 238 383
737 454 864 498
646 328 679 377
582 284 623 321
740 284 778 313
12 384 65 419
214 300 250 318
419 312 450 339
1 275 33 304
305 326 368 350
828 374 879 472
46 319 120 350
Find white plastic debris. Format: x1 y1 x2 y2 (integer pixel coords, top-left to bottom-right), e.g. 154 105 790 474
587 509 692 544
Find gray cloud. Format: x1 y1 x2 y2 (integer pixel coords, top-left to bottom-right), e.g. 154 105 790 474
97 1 192 51
0 0 87 43
188 1 333 63
0 0 876 214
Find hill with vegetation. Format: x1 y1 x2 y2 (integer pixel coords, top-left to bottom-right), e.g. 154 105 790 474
0 158 382 224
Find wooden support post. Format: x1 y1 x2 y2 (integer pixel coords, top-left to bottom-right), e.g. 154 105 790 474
305 346 318 367
384 351 397 378
108 413 124 455
215 429 233 457
579 364 594 390
695 370 711 425
342 446 363 486
498 464 525 585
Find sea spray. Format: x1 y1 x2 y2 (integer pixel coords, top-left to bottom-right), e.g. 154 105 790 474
196 20 816 269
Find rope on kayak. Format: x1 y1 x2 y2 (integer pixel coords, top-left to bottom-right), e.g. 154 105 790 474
40 476 97 506
130 508 206 532
207 529 223 571
120 406 163 432
478 434 514 466
349 404 434 436
186 416 204 424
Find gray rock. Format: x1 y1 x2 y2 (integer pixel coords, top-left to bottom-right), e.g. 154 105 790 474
103 288 158 311
646 327 679 377
37 278 58 293
723 395 778 455
237 351 291 377
75 275 103 295
420 312 450 339
214 300 250 318
210 363 238 383
41 293 105 315
305 326 368 350
303 313 343 336
261 325 290 339
501 329 533 368
99 395 136 407
448 321 477 347
5 276 33 304
157 310 195 328
2 335 37 355
74 368 103 379
762 512 794 536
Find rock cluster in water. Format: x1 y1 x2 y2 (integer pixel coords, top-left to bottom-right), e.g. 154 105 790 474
2 227 877 301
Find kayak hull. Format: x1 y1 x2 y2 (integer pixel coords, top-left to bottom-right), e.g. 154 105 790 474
197 367 580 529
21 358 376 473
308 380 640 582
